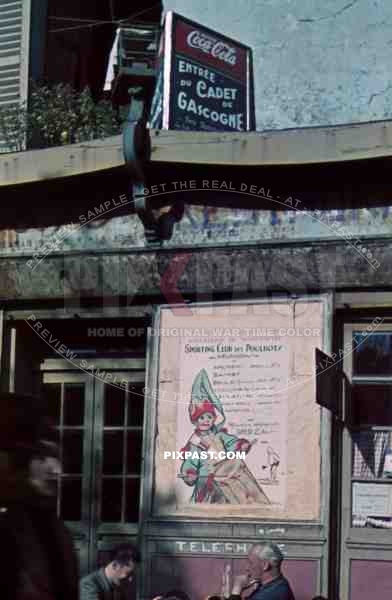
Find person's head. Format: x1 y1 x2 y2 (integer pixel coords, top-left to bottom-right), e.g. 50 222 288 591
29 440 61 496
163 590 191 600
196 411 216 432
105 544 140 586
247 542 284 582
190 390 218 431
0 393 56 480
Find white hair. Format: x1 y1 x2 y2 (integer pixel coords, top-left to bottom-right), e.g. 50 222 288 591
253 542 284 569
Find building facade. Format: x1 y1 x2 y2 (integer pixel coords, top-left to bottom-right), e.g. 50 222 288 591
1 128 392 600
0 3 392 600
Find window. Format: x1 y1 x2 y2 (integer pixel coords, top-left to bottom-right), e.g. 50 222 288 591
349 330 392 528
43 382 85 521
101 382 144 523
40 362 146 574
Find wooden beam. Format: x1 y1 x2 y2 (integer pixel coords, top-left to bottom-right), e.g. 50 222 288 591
0 135 124 187
2 118 392 187
149 121 392 166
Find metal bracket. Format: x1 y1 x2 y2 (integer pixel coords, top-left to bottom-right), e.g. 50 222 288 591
122 88 184 244
122 86 151 182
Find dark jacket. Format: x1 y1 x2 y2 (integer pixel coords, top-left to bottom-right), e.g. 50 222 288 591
231 576 295 600
80 568 133 600
0 475 79 600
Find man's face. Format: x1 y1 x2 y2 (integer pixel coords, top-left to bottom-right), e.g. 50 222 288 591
29 454 61 496
112 560 135 586
246 548 266 581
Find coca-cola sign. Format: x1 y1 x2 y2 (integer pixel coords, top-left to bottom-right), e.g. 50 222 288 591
150 12 255 131
186 30 237 66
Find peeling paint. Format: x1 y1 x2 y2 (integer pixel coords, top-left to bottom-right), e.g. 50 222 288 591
0 205 391 255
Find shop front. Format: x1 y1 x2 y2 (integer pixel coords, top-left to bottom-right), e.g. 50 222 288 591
3 295 392 599
1 126 392 598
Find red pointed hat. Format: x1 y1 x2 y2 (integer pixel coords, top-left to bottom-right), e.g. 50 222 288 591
190 399 216 423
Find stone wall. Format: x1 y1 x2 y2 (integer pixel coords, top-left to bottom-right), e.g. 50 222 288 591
1 239 390 301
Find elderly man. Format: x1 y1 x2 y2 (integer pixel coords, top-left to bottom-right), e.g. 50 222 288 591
230 542 295 600
80 543 140 600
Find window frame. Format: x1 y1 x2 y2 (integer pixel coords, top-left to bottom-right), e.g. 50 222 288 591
40 359 146 573
342 323 392 542
94 372 146 535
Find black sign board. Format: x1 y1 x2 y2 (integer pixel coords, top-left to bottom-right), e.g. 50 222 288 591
315 348 353 423
149 12 255 131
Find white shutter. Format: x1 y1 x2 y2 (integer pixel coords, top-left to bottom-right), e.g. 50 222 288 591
0 0 30 152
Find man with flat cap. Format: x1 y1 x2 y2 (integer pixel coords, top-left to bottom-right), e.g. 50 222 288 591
0 392 79 600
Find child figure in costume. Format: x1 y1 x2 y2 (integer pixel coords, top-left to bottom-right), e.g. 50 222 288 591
179 369 269 505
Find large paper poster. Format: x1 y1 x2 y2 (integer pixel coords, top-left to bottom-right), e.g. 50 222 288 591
152 300 324 520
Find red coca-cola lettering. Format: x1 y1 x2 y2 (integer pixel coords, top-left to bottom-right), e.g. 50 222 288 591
187 31 213 53
211 41 236 65
187 30 237 66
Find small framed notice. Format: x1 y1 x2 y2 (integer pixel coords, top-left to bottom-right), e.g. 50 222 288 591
352 482 392 517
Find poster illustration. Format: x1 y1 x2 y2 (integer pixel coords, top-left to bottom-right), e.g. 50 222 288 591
178 368 270 504
153 301 324 520
176 337 289 510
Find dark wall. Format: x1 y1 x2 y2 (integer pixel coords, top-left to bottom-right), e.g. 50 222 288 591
149 556 318 600
30 0 48 82
32 0 162 98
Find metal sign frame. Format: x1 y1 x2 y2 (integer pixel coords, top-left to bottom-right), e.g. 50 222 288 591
156 11 255 131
